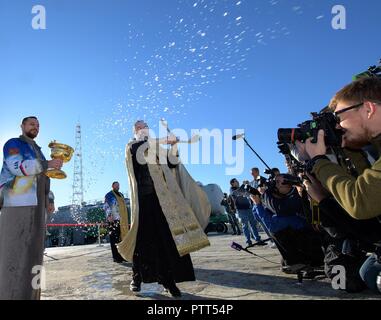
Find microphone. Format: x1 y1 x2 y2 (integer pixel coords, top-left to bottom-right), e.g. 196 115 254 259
231 242 243 251
231 242 254 255
232 133 245 141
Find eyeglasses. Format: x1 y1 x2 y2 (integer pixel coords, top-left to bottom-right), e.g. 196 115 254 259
333 102 363 123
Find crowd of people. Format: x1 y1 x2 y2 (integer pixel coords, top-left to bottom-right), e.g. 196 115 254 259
220 76 381 295
299 76 381 293
0 76 381 299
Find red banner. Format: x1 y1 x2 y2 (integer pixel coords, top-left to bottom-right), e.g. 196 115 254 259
46 223 104 227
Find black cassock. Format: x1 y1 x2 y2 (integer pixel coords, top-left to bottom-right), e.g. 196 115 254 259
130 140 195 287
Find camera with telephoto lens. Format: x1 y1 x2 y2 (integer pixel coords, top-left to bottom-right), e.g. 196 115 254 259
251 177 277 192
263 168 281 177
280 174 304 187
264 168 272 175
239 183 261 197
278 59 381 147
277 112 343 147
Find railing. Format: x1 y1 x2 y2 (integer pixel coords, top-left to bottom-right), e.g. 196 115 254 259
46 223 107 247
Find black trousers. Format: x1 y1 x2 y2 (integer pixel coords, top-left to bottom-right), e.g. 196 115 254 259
132 192 195 287
273 227 325 267
319 198 381 249
108 220 125 262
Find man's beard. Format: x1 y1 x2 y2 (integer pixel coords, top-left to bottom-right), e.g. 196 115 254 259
25 130 38 139
341 129 369 149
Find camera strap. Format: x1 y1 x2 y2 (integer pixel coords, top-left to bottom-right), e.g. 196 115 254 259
310 199 320 225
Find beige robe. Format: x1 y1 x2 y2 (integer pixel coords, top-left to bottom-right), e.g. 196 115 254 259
117 140 211 262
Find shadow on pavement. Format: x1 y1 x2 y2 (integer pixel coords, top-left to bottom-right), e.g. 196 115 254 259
194 268 378 299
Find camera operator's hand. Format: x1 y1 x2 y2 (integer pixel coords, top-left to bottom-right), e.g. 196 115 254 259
305 130 327 158
303 172 330 203
250 194 261 205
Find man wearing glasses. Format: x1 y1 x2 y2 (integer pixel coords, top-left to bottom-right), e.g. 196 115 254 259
304 77 381 293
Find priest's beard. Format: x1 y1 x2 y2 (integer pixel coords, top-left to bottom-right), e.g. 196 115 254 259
134 129 149 141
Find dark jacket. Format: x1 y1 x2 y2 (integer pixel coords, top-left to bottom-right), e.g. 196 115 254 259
262 187 304 218
130 140 179 196
229 187 252 210
318 197 381 247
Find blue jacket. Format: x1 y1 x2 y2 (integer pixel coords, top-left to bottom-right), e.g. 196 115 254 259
253 204 307 234
0 137 47 207
104 190 125 220
262 188 304 218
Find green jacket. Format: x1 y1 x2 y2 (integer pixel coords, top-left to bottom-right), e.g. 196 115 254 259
312 134 381 220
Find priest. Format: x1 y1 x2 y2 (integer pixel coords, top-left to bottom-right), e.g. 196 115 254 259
117 120 211 298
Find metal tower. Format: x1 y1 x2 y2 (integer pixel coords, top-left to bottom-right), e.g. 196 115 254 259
72 123 84 212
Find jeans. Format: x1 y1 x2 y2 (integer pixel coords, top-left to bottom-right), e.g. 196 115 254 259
359 254 381 293
237 209 261 244
252 208 272 239
253 204 306 234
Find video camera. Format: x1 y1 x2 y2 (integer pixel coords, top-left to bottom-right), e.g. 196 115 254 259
264 168 280 176
238 183 261 197
264 169 273 176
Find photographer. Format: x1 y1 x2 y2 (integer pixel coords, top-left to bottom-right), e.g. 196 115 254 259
229 179 263 246
220 193 242 235
282 135 381 291
251 174 324 272
283 137 381 292
303 172 380 292
249 167 267 189
304 77 381 293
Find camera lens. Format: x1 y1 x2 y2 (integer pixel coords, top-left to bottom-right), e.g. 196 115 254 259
277 128 304 144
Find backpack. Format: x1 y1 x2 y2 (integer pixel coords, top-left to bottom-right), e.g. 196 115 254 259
324 241 368 293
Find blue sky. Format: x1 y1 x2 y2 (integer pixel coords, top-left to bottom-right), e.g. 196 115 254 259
1 0 380 208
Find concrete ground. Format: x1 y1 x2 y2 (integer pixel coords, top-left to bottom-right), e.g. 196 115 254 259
42 233 380 300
